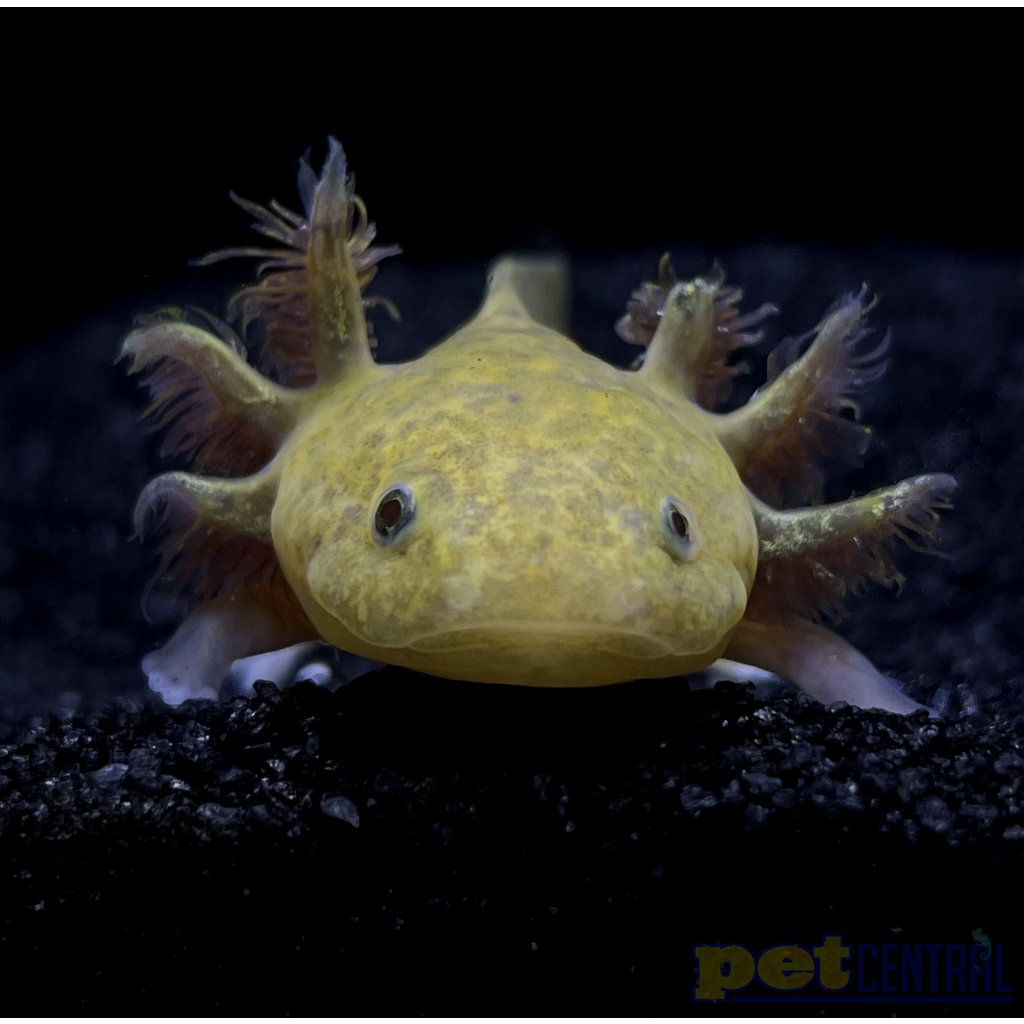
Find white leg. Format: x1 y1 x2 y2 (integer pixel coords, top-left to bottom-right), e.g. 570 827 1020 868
724 617 932 715
142 594 312 704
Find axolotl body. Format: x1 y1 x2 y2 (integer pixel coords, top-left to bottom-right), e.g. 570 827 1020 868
123 140 954 714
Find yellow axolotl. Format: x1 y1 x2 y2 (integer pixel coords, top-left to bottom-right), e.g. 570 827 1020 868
123 139 954 714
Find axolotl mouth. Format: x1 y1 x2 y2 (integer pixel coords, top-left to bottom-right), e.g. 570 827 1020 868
329 618 738 688
404 620 674 656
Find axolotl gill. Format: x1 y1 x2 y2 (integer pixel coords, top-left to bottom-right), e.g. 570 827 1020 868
123 139 955 715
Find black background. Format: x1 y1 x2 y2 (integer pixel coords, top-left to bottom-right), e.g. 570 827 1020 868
6 24 1020 354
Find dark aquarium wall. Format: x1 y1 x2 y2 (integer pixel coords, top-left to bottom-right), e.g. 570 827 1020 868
0 26 1021 1015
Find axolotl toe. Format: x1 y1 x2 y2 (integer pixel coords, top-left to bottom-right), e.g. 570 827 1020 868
123 139 955 715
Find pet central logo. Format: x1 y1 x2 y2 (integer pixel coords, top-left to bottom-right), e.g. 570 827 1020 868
693 933 1012 1004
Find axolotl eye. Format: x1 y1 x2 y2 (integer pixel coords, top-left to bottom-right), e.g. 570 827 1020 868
662 497 699 561
373 484 416 544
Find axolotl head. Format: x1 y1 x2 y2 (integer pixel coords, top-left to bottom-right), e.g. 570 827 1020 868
271 322 759 687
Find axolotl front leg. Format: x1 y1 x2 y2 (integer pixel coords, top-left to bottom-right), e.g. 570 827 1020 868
725 476 956 715
129 464 320 703
725 617 930 716
142 594 320 703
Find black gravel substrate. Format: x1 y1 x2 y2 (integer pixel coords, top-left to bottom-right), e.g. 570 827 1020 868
1 675 1022 1015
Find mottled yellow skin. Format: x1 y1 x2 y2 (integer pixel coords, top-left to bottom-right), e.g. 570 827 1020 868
273 305 758 686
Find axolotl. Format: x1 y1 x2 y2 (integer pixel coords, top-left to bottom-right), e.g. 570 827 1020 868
123 139 954 714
